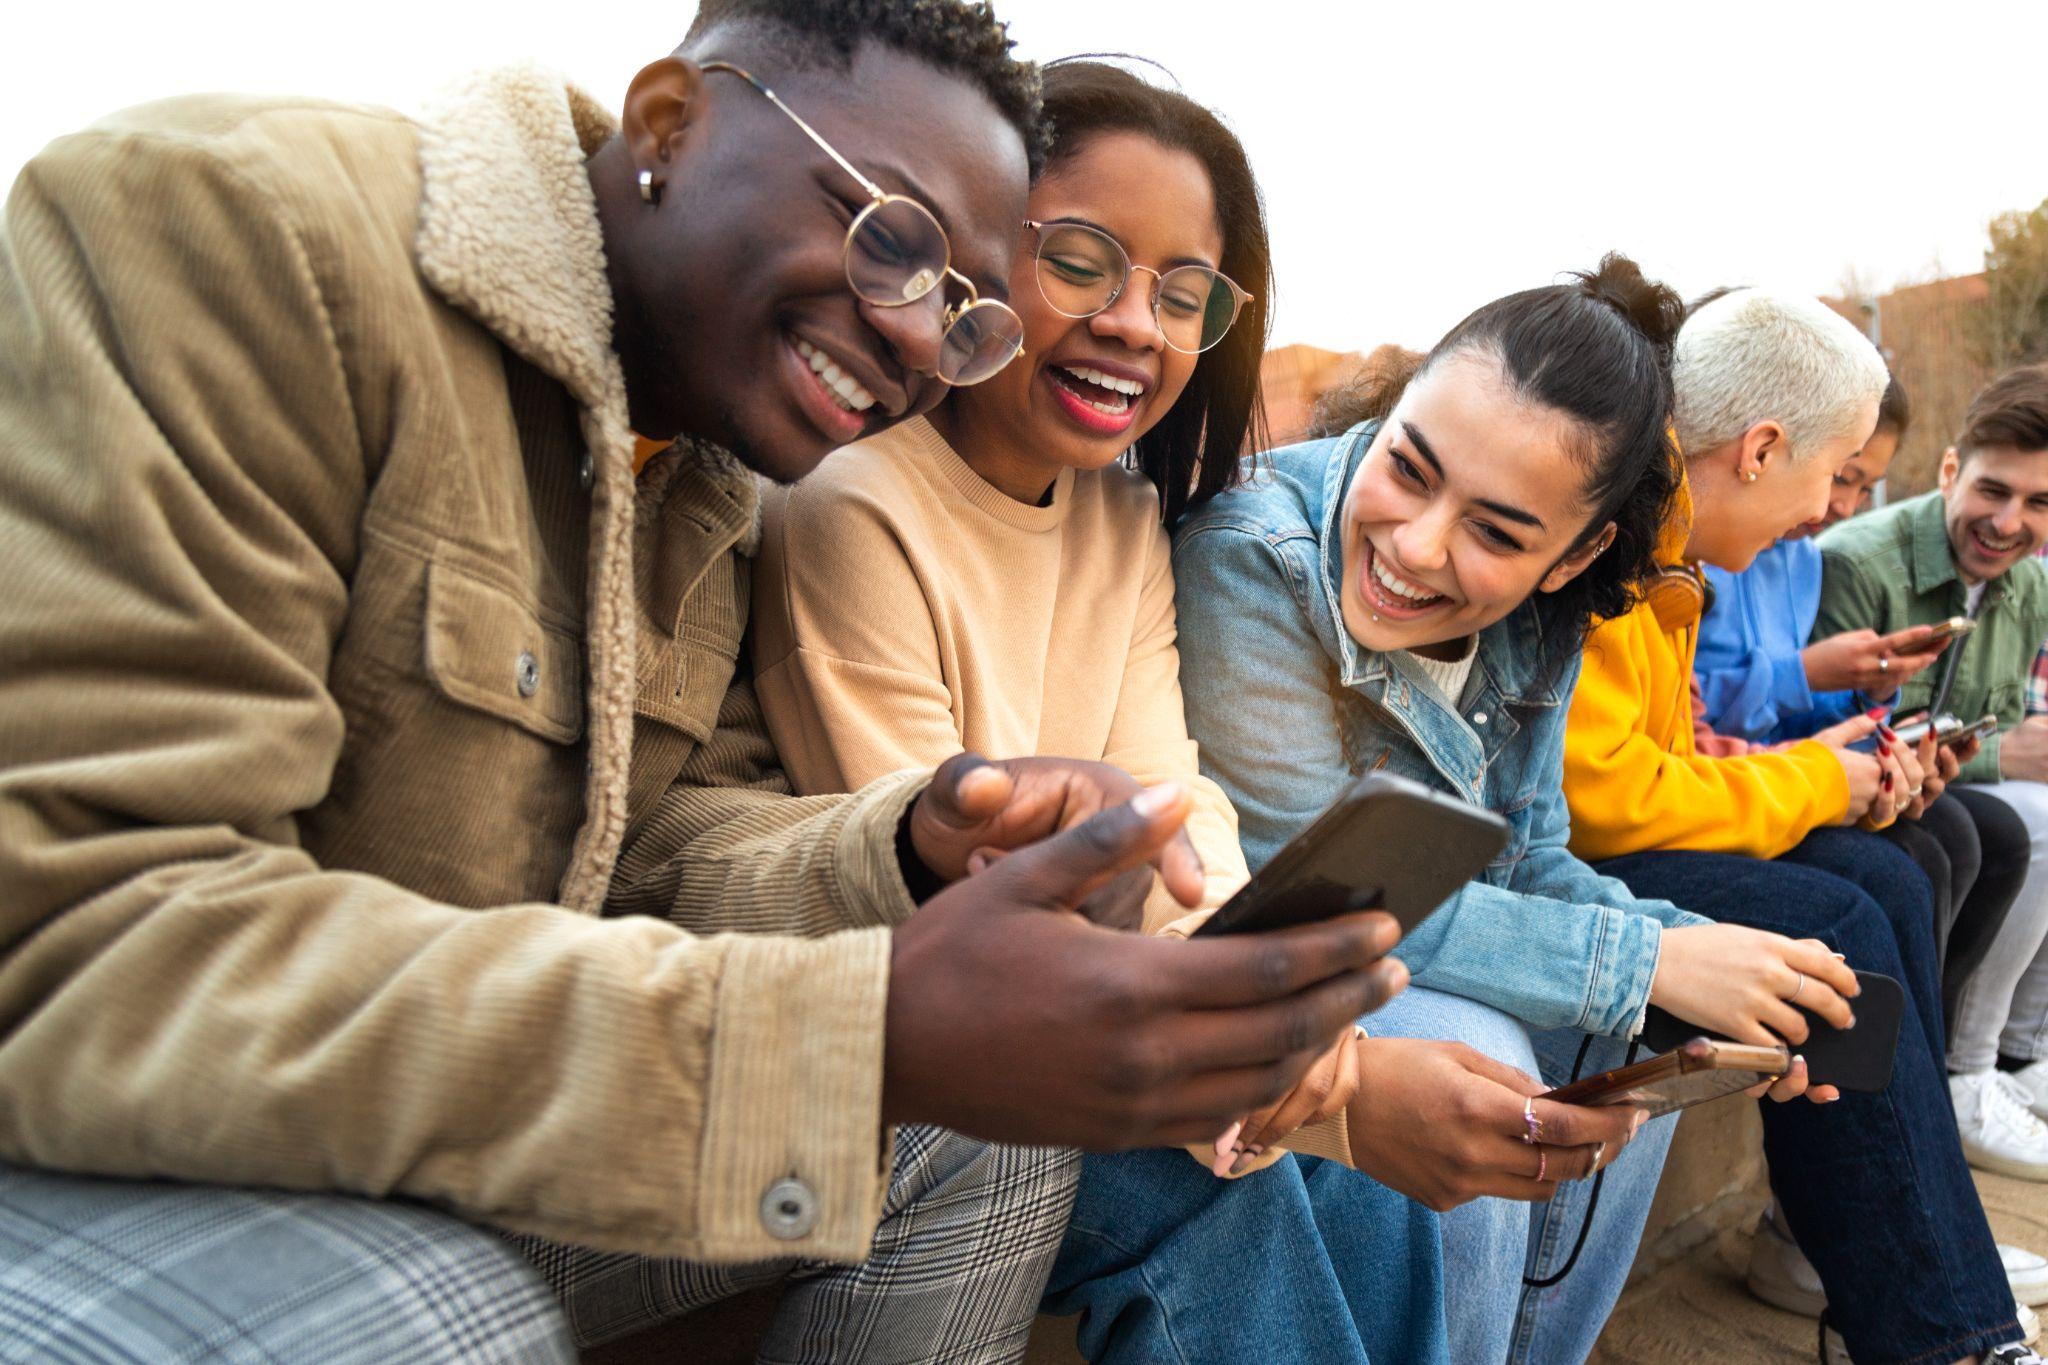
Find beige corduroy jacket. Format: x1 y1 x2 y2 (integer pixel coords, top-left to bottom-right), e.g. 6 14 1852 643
0 68 926 1264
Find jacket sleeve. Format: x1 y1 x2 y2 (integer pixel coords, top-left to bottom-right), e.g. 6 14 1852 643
1563 612 1851 861
0 129 891 1264
1103 517 1250 933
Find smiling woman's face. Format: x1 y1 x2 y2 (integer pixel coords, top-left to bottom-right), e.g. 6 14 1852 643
1338 351 1611 656
941 129 1222 476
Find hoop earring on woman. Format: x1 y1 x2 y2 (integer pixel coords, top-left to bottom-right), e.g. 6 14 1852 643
638 170 661 205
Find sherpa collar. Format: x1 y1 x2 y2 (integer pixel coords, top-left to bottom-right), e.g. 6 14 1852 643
410 66 764 913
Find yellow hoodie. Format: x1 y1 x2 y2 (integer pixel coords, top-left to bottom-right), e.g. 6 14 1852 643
1562 481 1851 861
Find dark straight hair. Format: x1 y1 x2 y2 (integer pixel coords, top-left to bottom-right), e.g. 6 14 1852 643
1037 58 1272 524
1312 253 1685 634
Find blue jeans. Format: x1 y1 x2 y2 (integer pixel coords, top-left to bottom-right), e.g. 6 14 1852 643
1597 827 2018 1365
1042 1146 1447 1364
1369 986 1677 1364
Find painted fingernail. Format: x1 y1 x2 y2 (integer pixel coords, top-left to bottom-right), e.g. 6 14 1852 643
1632 1111 1647 1133
1131 782 1184 819
1213 1121 1241 1157
1880 725 1898 742
1793 1054 1806 1069
1881 773 1893 790
1832 952 1847 960
1865 706 1887 719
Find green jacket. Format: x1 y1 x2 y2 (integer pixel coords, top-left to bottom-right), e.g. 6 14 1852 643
1815 490 2048 782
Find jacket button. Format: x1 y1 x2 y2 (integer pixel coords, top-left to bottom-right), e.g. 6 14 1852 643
515 651 540 697
1473 712 1489 725
760 1177 818 1241
577 453 595 492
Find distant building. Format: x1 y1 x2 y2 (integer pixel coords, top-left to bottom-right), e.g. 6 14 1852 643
1257 343 1419 449
1826 274 1991 498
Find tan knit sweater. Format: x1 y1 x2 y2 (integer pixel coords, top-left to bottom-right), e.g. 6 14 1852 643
751 417 1249 928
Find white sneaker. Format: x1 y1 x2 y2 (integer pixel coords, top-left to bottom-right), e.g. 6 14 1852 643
2009 1244 2048 1309
1749 1205 1826 1316
2006 1062 2048 1124
1955 1070 2048 1180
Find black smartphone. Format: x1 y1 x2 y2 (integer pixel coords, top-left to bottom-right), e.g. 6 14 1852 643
1638 970 1904 1093
1191 772 1509 938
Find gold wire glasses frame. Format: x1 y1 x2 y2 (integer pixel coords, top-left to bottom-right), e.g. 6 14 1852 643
699 61 1026 386
1024 218 1252 355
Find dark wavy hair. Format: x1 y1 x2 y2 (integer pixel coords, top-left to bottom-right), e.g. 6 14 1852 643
1037 58 1272 524
684 0 1049 176
1312 253 1684 636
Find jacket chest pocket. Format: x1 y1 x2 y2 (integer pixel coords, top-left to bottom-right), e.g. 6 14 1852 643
423 557 584 743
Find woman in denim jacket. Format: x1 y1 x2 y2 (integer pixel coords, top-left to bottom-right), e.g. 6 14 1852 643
1171 258 1846 1362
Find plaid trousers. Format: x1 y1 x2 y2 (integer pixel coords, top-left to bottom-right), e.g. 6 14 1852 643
0 1127 1078 1364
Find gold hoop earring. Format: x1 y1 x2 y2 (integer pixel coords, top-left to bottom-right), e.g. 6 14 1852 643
638 170 661 205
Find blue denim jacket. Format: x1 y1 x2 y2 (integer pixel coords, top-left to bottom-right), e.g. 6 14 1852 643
1172 423 1709 1038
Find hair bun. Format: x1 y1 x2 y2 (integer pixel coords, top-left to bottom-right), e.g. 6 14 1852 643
1575 252 1684 357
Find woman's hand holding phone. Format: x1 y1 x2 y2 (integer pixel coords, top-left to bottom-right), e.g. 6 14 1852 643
1813 715 1914 827
1801 626 1946 697
1340 1039 1645 1211
1650 925 1856 1103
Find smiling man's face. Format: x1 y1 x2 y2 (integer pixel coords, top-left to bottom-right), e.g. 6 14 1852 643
609 42 1029 482
1941 443 2048 584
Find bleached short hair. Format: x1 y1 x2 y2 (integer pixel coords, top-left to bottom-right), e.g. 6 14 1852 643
1672 289 1890 462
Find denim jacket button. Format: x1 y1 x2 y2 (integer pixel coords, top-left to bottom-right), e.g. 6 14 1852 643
1473 712 1489 725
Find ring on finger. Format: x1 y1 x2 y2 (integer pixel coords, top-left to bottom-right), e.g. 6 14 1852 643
1878 655 1890 673
1789 971 1806 1004
1591 1141 1606 1172
1522 1096 1542 1144
1534 1145 1548 1183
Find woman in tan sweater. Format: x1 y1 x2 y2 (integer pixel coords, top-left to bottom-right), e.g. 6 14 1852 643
751 62 1263 934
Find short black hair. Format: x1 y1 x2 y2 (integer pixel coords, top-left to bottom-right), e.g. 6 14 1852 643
1035 58 1272 525
684 0 1048 176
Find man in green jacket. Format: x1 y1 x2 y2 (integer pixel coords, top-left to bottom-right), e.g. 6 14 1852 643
1816 363 2048 1183
0 2 1403 1358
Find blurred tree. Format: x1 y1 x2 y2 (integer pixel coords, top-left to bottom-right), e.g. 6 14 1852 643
1975 198 2048 370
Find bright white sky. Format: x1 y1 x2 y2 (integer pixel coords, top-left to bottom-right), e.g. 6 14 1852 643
4 0 2043 350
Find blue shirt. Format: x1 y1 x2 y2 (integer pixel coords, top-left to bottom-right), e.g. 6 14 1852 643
1172 423 1708 1039
1698 539 1858 744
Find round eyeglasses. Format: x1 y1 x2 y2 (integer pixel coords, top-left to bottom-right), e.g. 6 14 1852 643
1025 220 1251 355
702 62 1026 387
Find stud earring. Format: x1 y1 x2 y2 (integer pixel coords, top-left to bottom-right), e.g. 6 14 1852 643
1741 470 1759 483
638 170 661 205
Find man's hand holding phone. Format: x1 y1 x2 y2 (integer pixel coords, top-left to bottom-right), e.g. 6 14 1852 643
1342 1039 1646 1211
882 784 1409 1150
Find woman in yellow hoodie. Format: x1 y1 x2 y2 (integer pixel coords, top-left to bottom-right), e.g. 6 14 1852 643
1563 288 2031 1365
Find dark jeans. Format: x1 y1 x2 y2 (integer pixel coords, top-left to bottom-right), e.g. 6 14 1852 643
1596 828 2016 1365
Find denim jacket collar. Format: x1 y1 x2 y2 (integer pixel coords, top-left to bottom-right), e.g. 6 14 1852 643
1311 421 1570 713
